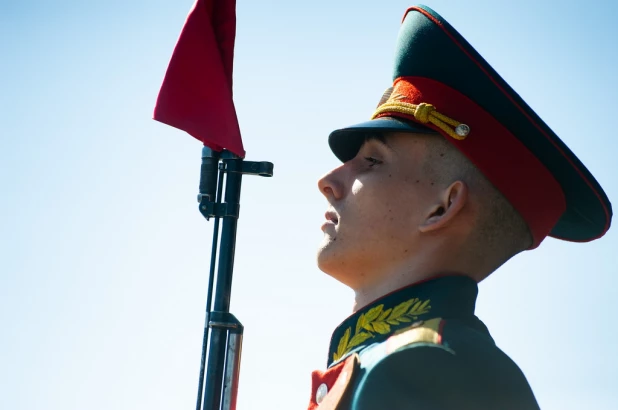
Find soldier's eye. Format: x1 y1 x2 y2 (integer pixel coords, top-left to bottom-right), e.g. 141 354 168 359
364 157 382 167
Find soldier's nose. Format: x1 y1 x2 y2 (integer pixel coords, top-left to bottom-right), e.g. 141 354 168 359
318 167 345 201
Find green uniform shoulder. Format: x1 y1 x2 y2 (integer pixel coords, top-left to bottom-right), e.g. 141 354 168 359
356 317 450 370
350 318 540 410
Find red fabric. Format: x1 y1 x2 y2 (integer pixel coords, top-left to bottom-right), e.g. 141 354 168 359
377 77 566 248
438 319 446 345
154 0 245 157
307 355 358 410
403 6 611 242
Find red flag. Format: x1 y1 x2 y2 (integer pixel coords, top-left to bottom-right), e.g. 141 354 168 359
154 0 245 158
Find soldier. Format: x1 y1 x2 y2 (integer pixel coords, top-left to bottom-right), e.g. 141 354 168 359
308 5 612 410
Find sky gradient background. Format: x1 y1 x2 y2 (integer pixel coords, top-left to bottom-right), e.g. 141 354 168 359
2 0 617 409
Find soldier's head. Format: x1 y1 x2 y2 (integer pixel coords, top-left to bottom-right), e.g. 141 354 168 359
316 131 531 289
315 6 610 297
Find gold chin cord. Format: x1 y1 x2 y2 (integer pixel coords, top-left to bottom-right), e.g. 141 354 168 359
372 101 470 140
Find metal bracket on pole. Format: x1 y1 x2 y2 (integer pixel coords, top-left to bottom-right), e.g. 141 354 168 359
198 200 240 219
208 311 243 331
197 150 273 220
224 160 274 177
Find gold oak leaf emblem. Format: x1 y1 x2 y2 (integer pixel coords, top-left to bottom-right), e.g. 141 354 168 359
333 298 431 362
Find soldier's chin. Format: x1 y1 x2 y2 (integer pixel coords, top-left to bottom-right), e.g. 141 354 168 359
316 256 359 290
316 238 352 281
316 237 338 273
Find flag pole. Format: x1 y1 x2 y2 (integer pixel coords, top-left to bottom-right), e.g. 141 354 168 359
153 1 269 406
196 148 273 410
195 147 223 410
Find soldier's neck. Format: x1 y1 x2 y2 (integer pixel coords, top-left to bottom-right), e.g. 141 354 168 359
351 258 477 312
348 240 488 312
352 270 444 312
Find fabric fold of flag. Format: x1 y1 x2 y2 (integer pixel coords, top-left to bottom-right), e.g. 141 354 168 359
154 0 245 158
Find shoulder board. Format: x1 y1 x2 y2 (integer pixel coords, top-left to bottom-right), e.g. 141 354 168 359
385 317 444 354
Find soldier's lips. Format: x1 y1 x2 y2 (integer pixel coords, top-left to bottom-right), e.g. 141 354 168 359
321 220 337 232
325 211 339 223
322 211 339 232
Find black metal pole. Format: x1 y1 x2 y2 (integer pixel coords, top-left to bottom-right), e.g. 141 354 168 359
195 161 225 410
194 149 272 410
202 155 243 410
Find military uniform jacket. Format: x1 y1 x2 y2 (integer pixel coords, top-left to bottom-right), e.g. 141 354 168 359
307 276 540 410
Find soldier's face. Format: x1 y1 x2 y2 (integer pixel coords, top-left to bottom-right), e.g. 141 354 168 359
317 133 440 289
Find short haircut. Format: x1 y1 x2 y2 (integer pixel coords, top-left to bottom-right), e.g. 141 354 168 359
421 134 533 275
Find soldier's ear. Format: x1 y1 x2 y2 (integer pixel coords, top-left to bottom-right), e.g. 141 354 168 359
419 181 468 233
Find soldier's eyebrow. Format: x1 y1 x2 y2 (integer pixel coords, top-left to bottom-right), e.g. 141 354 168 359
364 134 393 152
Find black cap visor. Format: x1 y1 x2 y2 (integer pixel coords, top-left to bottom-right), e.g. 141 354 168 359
328 117 438 162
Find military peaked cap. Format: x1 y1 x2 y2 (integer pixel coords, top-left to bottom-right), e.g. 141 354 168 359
329 5 612 248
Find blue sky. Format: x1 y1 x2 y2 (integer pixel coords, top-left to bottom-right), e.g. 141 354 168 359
1 0 617 409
